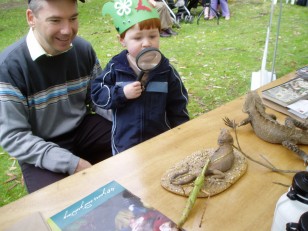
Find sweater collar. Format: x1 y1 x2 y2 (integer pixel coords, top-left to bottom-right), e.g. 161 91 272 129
26 28 72 61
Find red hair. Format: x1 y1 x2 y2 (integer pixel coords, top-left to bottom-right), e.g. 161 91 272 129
120 18 161 39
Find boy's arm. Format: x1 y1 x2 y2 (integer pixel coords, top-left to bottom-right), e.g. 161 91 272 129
91 62 128 109
166 65 190 126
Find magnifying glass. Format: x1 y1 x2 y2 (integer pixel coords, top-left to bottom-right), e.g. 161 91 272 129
136 48 162 85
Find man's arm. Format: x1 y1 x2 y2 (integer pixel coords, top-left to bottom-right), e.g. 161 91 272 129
0 86 80 175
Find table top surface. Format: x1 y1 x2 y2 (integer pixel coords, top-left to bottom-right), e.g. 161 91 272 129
1 72 306 231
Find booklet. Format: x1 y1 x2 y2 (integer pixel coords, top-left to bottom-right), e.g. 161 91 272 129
47 180 184 231
287 99 308 119
262 77 308 107
262 98 307 123
296 65 308 79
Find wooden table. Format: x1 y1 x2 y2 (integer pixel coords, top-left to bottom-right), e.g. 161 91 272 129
1 72 306 231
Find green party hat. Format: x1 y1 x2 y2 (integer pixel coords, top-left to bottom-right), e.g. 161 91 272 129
102 0 159 34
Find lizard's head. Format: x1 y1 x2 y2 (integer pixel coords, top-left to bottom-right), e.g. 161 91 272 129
242 91 265 113
217 128 234 145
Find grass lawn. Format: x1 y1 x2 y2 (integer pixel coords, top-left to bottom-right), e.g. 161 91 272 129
0 0 307 207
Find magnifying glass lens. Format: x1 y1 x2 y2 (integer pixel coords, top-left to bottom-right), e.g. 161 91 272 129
136 48 162 72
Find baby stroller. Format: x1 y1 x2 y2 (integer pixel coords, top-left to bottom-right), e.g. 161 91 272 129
162 0 194 24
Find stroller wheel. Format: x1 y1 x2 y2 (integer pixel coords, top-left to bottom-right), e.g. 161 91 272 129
180 14 185 22
184 15 189 23
184 15 194 23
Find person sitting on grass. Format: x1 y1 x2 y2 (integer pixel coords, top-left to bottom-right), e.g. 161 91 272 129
148 0 178 37
91 0 190 154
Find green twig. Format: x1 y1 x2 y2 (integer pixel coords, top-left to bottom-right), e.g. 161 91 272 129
177 158 210 228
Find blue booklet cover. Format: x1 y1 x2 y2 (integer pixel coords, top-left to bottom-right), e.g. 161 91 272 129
47 180 183 231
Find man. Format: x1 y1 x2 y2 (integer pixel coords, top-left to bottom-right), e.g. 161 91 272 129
0 0 112 193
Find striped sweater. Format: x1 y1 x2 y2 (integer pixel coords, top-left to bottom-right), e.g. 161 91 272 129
0 32 101 174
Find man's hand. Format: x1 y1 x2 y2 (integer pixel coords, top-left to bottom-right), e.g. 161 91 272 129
74 158 92 173
123 81 142 99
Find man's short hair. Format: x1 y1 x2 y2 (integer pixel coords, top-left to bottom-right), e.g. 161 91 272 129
28 0 85 3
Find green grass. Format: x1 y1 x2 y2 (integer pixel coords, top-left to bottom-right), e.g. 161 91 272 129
0 147 27 206
0 0 307 207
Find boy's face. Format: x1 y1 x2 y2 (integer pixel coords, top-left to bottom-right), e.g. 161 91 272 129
119 24 160 59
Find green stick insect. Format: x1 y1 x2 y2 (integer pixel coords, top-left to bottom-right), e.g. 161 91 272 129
177 158 210 228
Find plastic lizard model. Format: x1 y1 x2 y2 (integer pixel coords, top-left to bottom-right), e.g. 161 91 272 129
170 128 235 185
161 128 247 198
233 91 308 165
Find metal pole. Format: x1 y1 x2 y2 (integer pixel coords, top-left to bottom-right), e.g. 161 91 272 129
271 0 283 81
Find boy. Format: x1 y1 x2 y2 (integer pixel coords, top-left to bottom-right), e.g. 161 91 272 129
91 0 189 154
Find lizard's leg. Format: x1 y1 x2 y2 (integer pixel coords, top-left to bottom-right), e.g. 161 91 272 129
238 117 251 127
170 164 198 185
285 117 308 130
207 169 226 179
282 140 308 165
170 164 189 183
266 113 277 122
172 174 198 185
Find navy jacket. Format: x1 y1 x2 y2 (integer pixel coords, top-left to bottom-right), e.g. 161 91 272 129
92 50 189 154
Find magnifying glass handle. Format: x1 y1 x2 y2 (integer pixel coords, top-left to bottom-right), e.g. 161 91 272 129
137 71 144 82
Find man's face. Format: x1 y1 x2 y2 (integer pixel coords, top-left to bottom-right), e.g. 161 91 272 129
27 0 79 55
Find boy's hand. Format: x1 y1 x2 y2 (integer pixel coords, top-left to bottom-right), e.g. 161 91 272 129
124 81 142 99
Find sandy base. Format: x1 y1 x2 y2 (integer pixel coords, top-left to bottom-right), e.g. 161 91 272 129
161 148 248 197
